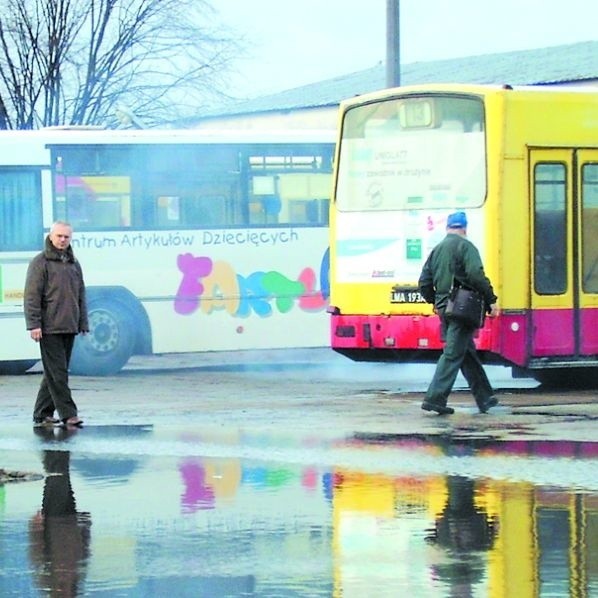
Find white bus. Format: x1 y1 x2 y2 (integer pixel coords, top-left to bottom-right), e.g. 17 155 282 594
0 128 334 375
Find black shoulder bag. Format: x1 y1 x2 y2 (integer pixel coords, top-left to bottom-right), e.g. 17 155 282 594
445 281 485 328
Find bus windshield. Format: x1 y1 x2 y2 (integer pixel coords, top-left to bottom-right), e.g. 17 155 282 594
336 95 486 211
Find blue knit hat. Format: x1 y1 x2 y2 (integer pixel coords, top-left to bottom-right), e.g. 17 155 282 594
447 211 467 229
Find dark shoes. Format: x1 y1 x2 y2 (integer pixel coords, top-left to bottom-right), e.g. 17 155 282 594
33 416 60 427
479 396 499 414
421 397 498 415
421 401 455 415
33 416 84 427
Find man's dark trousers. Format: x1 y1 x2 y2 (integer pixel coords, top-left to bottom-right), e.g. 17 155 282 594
33 333 78 421
424 314 493 410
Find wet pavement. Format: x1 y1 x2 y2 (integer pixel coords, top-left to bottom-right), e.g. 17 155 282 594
1 349 597 596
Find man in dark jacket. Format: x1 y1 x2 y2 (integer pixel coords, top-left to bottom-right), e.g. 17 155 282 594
418 211 498 415
24 221 88 427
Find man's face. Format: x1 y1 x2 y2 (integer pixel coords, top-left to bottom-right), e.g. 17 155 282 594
49 225 72 251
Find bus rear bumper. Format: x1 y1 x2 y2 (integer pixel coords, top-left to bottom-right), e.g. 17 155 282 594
329 313 506 365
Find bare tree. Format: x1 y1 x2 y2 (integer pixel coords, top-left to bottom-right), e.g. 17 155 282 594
0 0 240 128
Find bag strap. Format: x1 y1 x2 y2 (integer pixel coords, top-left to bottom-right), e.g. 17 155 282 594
450 241 478 293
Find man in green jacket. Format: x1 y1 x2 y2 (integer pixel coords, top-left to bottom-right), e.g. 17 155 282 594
24 221 88 427
418 211 499 415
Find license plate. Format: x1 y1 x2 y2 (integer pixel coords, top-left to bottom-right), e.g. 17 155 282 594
390 286 425 304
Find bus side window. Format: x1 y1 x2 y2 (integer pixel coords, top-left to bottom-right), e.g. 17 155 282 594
289 198 329 224
0 169 43 250
534 163 567 295
250 175 279 224
183 194 227 226
582 163 598 293
277 173 331 225
60 175 131 230
152 184 238 229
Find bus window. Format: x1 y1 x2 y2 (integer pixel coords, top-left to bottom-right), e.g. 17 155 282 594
582 163 598 293
0 169 42 250
50 142 332 231
337 95 486 212
53 147 134 230
54 174 132 229
248 149 331 226
250 173 330 225
143 145 241 229
147 175 238 228
534 163 567 295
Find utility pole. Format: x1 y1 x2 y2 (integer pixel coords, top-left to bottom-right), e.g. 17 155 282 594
386 0 400 87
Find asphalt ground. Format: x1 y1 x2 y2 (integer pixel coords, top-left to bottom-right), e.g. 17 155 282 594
2 349 597 598
3 348 596 447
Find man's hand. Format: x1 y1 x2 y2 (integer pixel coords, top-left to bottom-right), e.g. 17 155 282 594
30 328 42 342
488 303 499 317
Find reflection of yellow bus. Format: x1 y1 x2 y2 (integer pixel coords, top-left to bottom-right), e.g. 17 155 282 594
331 467 598 596
328 84 598 386
332 470 448 596
0 129 334 375
481 481 598 598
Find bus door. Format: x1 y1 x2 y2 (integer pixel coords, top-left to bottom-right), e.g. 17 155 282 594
577 150 598 355
530 149 598 358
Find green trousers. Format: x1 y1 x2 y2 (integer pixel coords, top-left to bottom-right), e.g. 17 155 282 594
424 314 494 409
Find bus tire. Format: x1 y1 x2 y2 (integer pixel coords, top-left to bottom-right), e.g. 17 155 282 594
70 302 135 376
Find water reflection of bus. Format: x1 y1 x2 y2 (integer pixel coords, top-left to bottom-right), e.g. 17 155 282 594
2 432 596 594
0 129 334 375
332 440 598 597
328 84 598 386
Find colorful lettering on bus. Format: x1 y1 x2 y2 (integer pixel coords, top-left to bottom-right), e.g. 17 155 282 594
174 250 328 316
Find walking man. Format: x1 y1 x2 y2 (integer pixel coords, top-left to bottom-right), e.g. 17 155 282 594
24 221 88 427
418 211 499 415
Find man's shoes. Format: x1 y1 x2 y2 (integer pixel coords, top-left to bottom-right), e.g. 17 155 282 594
63 416 84 428
421 401 454 415
33 416 60 427
479 396 499 414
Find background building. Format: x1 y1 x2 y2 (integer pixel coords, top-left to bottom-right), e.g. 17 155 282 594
183 41 598 131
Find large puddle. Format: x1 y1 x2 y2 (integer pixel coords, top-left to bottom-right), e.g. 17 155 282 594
1 425 597 596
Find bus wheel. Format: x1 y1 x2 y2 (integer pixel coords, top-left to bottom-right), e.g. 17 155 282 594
70 303 135 376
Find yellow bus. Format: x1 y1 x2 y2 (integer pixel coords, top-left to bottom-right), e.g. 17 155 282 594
0 128 334 375
328 84 598 385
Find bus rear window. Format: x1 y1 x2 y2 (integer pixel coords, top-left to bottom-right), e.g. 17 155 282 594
337 95 486 211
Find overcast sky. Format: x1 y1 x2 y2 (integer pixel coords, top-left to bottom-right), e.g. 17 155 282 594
215 0 597 98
